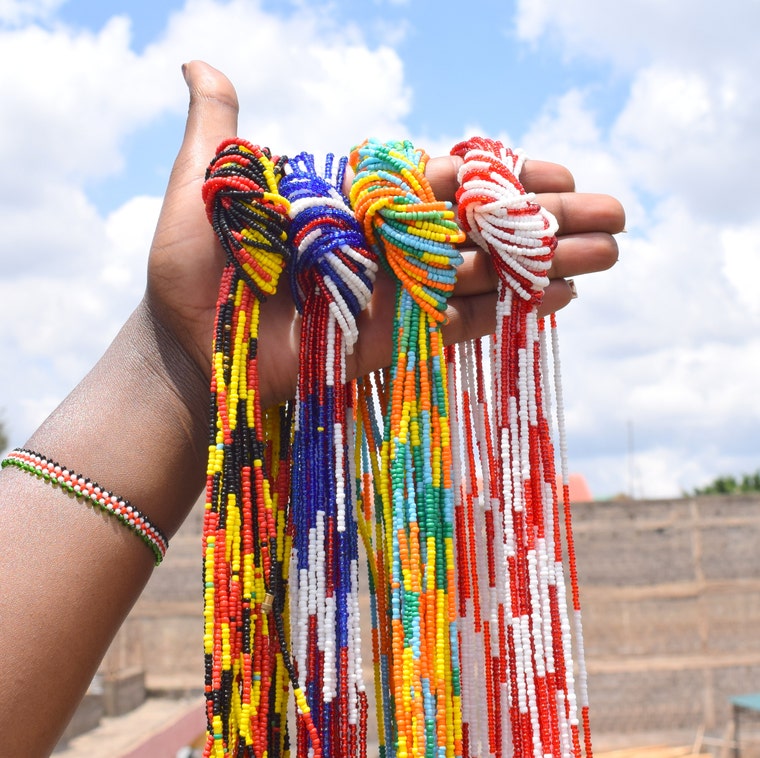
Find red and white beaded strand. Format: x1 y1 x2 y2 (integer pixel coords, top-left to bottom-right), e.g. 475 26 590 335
448 136 591 757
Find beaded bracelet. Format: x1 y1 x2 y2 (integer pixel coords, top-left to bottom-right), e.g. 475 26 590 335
1 448 168 565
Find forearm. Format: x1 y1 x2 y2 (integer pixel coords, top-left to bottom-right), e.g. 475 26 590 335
0 298 210 756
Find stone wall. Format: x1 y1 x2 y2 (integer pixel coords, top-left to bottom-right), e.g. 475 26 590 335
572 494 760 737
100 493 760 740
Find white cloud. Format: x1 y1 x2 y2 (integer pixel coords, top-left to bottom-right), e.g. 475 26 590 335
722 225 760 317
0 180 106 275
555 194 760 497
0 1 410 185
572 447 705 502
515 0 760 224
146 0 410 156
0 0 64 26
612 65 760 223
514 0 760 75
0 192 157 441
510 0 760 497
102 195 161 290
0 18 173 185
0 0 411 447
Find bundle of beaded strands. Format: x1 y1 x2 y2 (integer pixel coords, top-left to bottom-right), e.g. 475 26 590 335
279 151 378 757
199 133 592 758
446 136 591 757
202 139 312 757
349 138 466 758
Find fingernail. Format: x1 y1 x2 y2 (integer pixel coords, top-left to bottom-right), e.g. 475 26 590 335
567 279 578 299
181 62 189 84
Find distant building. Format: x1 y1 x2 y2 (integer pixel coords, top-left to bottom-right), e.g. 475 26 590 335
559 473 593 503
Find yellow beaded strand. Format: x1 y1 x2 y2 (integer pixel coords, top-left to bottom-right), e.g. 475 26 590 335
202 141 294 758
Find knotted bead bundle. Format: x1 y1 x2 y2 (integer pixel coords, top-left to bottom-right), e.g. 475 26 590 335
350 138 463 323
203 139 290 300
350 139 466 757
280 152 377 756
285 152 377 352
202 139 300 758
454 136 556 307
448 137 591 757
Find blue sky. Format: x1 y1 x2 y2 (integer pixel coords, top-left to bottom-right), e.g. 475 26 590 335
1 0 758 498
46 0 631 215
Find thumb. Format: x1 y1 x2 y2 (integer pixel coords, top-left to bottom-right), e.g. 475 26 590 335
147 61 240 338
150 60 239 264
172 60 240 191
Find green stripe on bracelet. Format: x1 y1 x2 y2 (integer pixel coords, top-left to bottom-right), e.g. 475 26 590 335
1 448 168 565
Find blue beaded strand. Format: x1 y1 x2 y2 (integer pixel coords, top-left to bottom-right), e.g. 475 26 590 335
281 152 376 755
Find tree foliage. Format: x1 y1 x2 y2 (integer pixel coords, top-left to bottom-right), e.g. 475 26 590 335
693 469 760 495
0 416 6 452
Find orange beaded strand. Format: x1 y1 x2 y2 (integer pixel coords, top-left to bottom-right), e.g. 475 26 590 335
350 138 465 758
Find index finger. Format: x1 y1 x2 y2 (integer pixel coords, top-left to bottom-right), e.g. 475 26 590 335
424 155 576 202
343 153 576 201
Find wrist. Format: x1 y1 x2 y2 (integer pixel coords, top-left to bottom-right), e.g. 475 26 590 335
26 298 210 541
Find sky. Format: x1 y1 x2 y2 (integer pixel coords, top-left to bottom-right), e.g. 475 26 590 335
0 0 758 500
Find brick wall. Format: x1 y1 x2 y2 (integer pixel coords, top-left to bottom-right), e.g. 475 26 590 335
573 495 760 735
106 493 760 738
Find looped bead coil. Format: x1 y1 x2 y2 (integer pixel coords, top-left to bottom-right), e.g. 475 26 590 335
349 138 465 322
452 136 557 305
281 151 378 353
203 138 290 299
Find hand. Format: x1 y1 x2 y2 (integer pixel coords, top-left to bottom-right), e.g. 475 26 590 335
147 61 625 409
0 61 624 755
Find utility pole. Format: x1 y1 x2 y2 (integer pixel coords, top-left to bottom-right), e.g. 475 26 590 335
627 420 636 500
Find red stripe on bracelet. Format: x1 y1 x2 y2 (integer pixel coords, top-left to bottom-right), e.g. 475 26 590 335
1 448 168 565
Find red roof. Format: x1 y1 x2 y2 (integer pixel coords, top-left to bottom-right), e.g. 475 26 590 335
557 473 593 503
